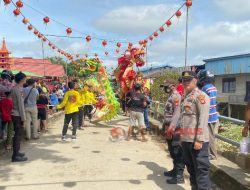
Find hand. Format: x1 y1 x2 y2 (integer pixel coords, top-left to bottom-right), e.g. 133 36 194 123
242 126 248 137
194 141 203 150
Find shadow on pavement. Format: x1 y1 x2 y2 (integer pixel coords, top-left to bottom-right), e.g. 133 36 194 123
138 161 185 190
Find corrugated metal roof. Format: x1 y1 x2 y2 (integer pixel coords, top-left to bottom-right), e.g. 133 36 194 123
204 53 250 62
204 53 250 75
11 57 65 77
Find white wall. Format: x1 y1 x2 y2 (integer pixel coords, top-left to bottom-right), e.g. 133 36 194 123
215 74 250 104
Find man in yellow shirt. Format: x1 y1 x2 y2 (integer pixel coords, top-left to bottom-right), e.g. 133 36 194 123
57 81 82 141
82 85 96 122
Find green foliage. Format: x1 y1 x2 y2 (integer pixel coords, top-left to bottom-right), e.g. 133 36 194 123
151 71 180 103
47 56 80 77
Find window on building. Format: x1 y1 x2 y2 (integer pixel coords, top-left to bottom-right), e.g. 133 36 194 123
222 78 236 93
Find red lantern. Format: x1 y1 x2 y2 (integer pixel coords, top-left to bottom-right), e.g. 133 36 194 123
86 35 91 42
128 42 133 47
48 42 52 47
66 27 72 35
27 24 33 31
144 39 148 44
105 51 109 56
16 0 23 8
13 8 20 16
42 38 46 42
176 10 182 18
117 42 121 48
159 26 165 32
3 0 11 5
154 32 158 37
43 16 50 24
22 18 28 25
186 0 192 8
149 36 154 41
38 33 43 38
34 30 39 35
139 40 144 46
166 20 172 27
102 40 107 47
52 46 56 50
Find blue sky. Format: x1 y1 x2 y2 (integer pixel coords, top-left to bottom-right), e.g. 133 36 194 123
1 0 250 70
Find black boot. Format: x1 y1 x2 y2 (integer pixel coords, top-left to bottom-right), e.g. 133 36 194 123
164 169 176 177
12 156 28 162
16 152 25 157
166 174 185 184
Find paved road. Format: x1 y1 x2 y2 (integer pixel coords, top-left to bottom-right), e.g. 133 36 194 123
0 115 193 190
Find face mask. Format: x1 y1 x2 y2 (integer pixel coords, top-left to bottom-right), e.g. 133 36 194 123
164 87 171 93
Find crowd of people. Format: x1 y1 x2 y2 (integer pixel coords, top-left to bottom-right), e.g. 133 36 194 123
122 70 220 190
0 70 97 162
0 67 249 190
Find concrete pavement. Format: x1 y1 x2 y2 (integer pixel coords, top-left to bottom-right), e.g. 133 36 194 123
0 115 192 190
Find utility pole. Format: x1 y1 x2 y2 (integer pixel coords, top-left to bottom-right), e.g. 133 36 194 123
184 3 189 69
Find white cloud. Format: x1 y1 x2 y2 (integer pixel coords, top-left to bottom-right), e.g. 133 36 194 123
215 0 250 19
94 4 183 35
146 20 250 67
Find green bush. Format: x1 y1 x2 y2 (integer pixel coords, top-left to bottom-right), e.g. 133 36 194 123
151 71 180 103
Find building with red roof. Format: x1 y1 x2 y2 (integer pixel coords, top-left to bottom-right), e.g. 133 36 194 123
0 38 65 77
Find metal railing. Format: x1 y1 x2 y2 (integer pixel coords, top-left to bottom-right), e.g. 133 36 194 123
149 101 243 148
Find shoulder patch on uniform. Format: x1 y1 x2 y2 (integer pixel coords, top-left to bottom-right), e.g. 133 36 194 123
173 96 180 107
198 94 206 104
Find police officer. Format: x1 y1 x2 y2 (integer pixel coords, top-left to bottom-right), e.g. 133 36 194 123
161 79 185 184
180 71 211 190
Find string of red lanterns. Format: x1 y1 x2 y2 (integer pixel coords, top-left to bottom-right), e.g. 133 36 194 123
6 0 75 61
4 0 193 60
138 0 192 47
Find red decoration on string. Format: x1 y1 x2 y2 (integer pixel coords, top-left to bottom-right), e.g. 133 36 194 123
16 0 23 8
66 27 72 35
154 32 159 37
42 38 46 42
128 42 133 47
43 16 50 24
86 35 91 42
159 26 165 32
139 40 144 45
149 36 154 41
166 20 172 27
22 18 28 25
48 42 52 46
102 40 107 47
176 10 182 18
3 0 11 5
144 39 148 44
38 33 43 38
27 24 33 31
117 42 121 48
34 30 39 35
13 8 20 16
105 51 109 56
186 0 192 8
52 46 56 49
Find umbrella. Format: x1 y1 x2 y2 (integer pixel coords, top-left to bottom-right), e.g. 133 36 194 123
0 69 42 77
